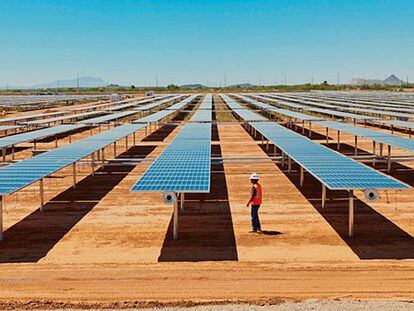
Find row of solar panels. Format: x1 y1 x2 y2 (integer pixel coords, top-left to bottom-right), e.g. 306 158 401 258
0 95 202 195
131 95 212 192
239 95 414 154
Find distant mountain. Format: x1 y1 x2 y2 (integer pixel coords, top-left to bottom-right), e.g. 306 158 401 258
180 84 207 89
227 83 254 88
32 76 109 89
383 74 404 85
348 74 404 86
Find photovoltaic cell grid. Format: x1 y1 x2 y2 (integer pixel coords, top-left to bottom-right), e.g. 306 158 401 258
80 110 138 124
189 94 213 122
0 111 65 124
241 95 322 121
220 94 267 121
317 121 414 152
134 95 198 123
249 122 408 190
262 95 377 120
131 121 211 192
0 123 146 195
22 111 105 126
0 124 84 149
133 95 184 111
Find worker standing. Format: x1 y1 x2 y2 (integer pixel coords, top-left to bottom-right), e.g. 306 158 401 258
246 173 263 233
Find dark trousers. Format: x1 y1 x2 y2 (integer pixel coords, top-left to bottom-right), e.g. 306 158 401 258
251 205 261 230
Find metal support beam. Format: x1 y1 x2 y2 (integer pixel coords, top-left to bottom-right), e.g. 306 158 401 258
173 199 179 240
300 166 304 187
349 190 354 237
72 163 76 188
125 135 128 151
372 141 376 166
302 121 305 134
11 146 15 161
39 179 44 212
180 193 185 211
309 122 312 137
113 142 117 157
387 145 392 172
133 132 136 146
91 153 95 175
380 143 383 157
326 127 329 144
354 136 358 156
322 184 326 208
55 138 58 148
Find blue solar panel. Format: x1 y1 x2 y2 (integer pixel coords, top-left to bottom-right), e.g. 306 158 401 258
239 95 321 121
0 124 84 149
220 94 267 121
22 111 105 126
0 123 146 195
133 95 198 123
80 110 138 124
188 95 213 122
131 122 211 192
317 121 414 152
249 122 409 190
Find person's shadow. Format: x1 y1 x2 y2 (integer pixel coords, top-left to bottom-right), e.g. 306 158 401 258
261 230 282 236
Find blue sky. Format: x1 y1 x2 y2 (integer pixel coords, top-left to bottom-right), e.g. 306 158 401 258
1 0 413 86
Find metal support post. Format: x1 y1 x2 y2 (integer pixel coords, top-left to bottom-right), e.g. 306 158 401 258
309 122 312 137
11 146 15 161
349 190 354 237
300 166 304 187
387 145 392 172
335 131 339 150
302 121 305 134
1 147 5 162
72 163 76 188
173 199 179 240
114 142 117 157
91 153 95 175
133 132 136 146
372 141 376 166
322 184 326 208
288 157 292 173
354 136 358 156
55 138 58 148
40 179 44 212
326 127 329 144
180 193 185 211
125 135 128 151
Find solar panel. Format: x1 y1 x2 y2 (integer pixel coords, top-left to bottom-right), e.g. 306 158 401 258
80 110 138 124
239 95 321 121
249 122 408 190
22 111 105 126
134 95 198 123
0 123 146 195
189 95 213 122
220 94 267 121
0 124 84 149
0 111 65 124
317 121 414 152
131 121 211 192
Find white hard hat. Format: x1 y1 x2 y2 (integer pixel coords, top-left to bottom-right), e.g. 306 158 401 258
250 173 259 180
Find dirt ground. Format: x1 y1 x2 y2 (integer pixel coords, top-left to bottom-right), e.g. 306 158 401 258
0 96 413 309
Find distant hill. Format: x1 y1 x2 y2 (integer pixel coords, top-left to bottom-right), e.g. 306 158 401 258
32 76 109 89
227 83 254 88
383 74 404 85
349 74 404 86
180 84 207 89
